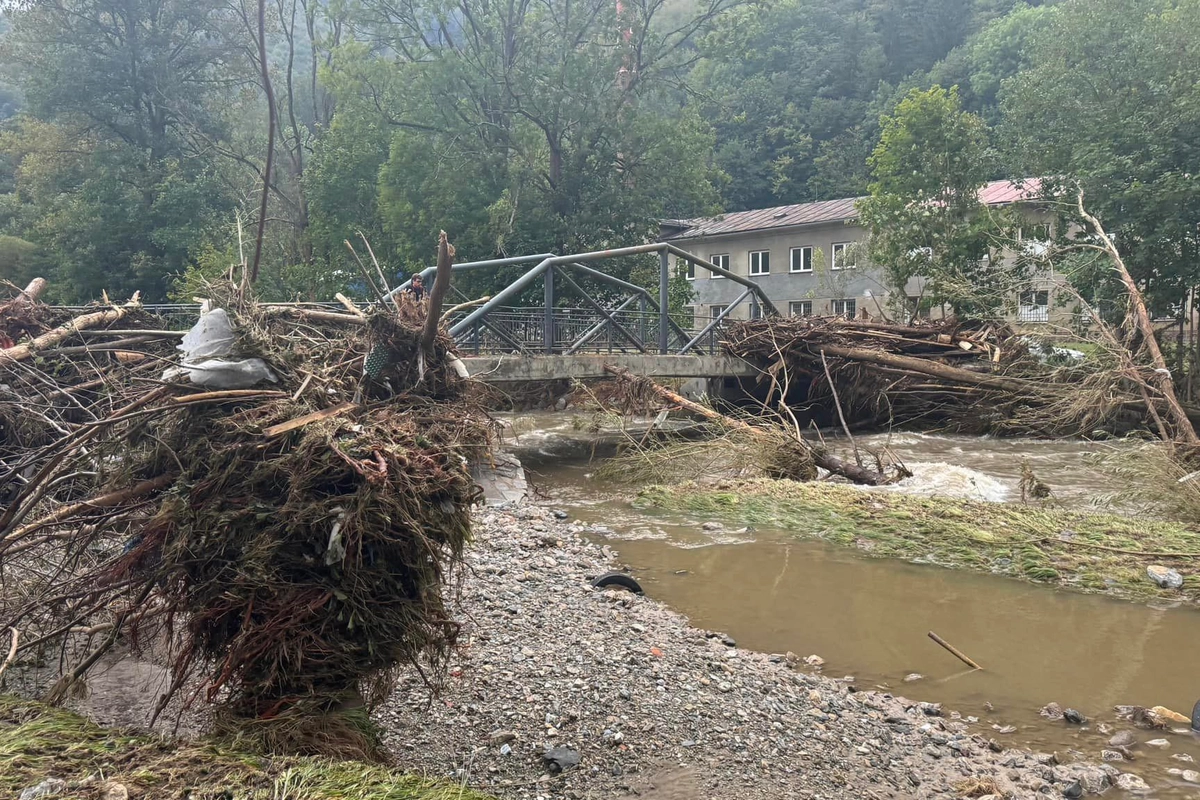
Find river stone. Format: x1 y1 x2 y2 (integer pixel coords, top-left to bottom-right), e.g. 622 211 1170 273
1147 565 1183 589
1063 708 1086 724
1183 770 1200 783
1145 738 1170 748
1109 730 1136 747
19 780 67 800
1101 750 1125 762
101 783 128 800
1041 702 1064 720
1115 773 1151 793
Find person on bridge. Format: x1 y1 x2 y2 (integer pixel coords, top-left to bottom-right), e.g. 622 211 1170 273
405 273 426 302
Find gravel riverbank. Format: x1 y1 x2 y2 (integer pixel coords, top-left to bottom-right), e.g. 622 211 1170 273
378 503 1139 799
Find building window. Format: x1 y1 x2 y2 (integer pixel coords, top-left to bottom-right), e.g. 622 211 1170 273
710 304 728 320
789 300 812 317
1018 290 1049 323
709 254 729 279
683 259 695 280
831 298 856 317
831 242 857 270
790 246 813 273
683 305 697 328
750 303 763 320
749 250 770 276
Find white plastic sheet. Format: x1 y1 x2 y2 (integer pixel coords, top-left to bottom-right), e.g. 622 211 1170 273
163 307 277 389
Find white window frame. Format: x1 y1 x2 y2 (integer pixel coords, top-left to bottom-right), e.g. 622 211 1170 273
748 250 770 276
789 300 812 317
1018 290 1049 323
831 242 857 271
710 304 729 320
709 254 729 279
683 259 695 281
789 246 813 273
831 298 856 317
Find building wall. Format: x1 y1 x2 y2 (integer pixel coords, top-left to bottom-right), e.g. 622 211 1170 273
671 210 1075 329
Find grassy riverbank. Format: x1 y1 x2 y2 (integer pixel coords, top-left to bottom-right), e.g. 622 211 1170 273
0 696 493 800
636 479 1200 603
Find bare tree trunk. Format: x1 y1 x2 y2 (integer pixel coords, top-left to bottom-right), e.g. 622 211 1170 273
1077 190 1199 445
421 232 454 355
250 0 278 285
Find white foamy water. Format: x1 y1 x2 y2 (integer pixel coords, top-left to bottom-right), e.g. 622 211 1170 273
879 461 1012 503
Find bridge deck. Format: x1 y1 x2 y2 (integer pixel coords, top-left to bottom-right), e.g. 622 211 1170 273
460 353 757 382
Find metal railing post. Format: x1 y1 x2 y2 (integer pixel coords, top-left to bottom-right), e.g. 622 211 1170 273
659 249 670 353
544 265 555 354
639 294 647 346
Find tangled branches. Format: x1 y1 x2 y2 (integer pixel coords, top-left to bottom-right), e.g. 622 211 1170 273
0 278 491 750
722 315 1157 438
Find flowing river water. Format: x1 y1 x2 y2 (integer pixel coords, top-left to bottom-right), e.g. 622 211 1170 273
503 413 1200 793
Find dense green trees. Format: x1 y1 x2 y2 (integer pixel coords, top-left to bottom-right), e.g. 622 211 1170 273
0 0 1194 316
999 0 1200 319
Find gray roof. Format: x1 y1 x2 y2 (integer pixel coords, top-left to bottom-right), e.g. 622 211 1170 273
663 180 1042 241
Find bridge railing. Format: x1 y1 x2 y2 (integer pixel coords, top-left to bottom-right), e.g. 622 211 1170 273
52 243 768 361
451 306 723 356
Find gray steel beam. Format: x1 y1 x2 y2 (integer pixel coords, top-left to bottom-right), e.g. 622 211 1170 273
681 288 752 355
555 271 645 353
567 295 641 355
388 253 556 299
449 259 553 336
543 265 555 354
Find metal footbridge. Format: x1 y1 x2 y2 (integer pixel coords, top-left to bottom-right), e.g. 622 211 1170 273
391 242 770 382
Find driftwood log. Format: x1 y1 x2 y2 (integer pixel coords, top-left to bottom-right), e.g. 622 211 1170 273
0 295 141 363
602 364 902 486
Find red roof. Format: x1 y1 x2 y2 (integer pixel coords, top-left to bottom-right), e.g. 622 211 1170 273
663 179 1043 241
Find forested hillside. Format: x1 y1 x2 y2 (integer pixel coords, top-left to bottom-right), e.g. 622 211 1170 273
0 0 1195 317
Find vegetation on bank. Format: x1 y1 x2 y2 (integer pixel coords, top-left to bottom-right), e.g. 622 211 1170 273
635 479 1200 603
0 696 493 800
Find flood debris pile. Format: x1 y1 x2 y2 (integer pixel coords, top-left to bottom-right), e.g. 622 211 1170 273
722 316 1162 437
0 265 491 755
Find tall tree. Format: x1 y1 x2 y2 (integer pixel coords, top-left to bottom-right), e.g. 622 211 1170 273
999 0 1200 319
690 0 887 209
0 0 240 300
315 0 725 289
858 85 1016 316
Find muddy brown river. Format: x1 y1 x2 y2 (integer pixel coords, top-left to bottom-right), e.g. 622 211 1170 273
507 417 1200 793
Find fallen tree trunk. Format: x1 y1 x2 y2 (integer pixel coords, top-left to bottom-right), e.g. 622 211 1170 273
1076 190 1199 446
0 297 140 364
22 278 47 301
602 364 902 486
815 344 1041 395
